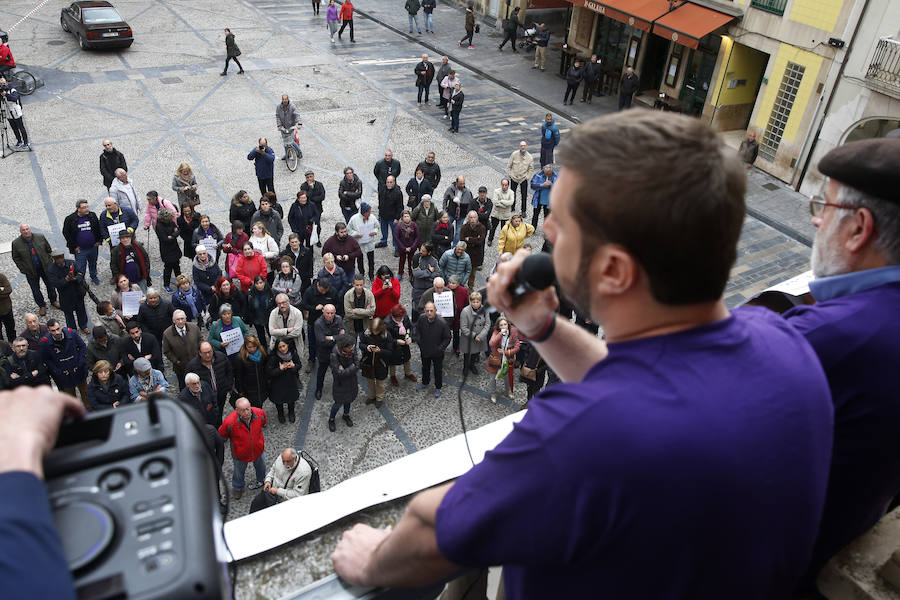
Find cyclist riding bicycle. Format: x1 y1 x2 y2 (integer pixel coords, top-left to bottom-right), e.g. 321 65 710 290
275 93 302 161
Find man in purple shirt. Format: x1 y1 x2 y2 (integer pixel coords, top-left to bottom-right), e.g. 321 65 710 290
62 199 102 286
332 112 834 598
780 137 900 586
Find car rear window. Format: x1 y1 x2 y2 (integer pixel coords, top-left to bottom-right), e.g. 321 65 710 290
83 7 124 24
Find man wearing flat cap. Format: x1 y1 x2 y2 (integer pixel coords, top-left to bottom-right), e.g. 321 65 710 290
779 137 900 587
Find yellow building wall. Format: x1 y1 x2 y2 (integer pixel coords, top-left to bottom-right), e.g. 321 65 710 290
718 44 768 105
789 0 843 32
754 43 824 144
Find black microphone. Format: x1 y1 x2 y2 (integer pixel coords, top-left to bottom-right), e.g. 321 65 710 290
509 252 555 302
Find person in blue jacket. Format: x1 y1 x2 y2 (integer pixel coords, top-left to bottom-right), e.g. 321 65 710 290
40 318 89 410
248 137 276 198
539 113 560 167
529 164 556 229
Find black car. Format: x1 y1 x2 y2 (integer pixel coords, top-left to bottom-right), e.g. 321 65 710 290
60 1 133 50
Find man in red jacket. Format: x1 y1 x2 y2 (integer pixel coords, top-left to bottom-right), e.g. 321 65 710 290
218 397 267 498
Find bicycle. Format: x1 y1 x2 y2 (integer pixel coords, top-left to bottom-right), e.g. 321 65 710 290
285 126 303 172
5 69 36 96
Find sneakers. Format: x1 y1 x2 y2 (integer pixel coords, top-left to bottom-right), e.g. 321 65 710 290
342 414 354 427
328 419 336 432
163 285 174 294
416 383 426 391
248 482 263 490
220 71 228 76
331 36 335 42
467 45 475 49
434 389 442 398
91 277 101 286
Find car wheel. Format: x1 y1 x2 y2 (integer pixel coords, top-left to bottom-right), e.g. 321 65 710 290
79 34 89 50
60 15 70 33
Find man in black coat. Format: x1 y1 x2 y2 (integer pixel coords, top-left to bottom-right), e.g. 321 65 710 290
415 301 451 397
377 175 404 253
498 7 521 52
45 249 89 334
417 152 442 190
138 289 175 343
581 55 601 103
2 337 50 388
121 321 164 375
373 149 401 195
301 279 341 369
100 139 127 191
414 54 435 104
563 58 584 106
313 305 345 400
619 66 640 110
86 326 122 373
281 233 314 294
179 372 219 427
62 199 102 286
186 341 235 425
11 224 58 316
405 166 434 209
300 171 327 245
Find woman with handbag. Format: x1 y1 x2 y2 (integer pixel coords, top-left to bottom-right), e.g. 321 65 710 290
486 316 520 403
518 340 547 407
360 318 395 409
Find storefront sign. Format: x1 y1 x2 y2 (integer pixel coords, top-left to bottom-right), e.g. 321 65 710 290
584 0 605 14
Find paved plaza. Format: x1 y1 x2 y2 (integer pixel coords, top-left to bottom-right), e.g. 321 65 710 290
0 0 817 595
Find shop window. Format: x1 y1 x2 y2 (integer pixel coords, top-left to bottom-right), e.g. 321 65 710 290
760 61 805 161
626 36 641 68
665 44 683 87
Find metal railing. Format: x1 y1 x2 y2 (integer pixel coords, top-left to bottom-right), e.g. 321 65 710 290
750 0 788 16
866 38 900 92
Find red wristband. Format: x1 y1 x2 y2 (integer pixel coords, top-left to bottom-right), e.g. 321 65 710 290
522 312 556 343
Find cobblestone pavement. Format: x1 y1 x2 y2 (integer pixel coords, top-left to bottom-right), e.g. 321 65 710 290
0 0 816 595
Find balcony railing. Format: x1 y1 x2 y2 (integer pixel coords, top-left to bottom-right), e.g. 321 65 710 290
750 0 788 16
867 38 900 93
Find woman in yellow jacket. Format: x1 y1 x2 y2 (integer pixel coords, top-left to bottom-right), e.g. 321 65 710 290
497 214 535 254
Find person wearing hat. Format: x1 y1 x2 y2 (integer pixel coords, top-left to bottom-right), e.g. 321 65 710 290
347 202 378 280
109 228 151 292
776 137 900 587
128 356 169 403
45 248 90 334
86 325 123 374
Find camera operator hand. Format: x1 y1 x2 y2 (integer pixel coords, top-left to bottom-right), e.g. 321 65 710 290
0 387 85 479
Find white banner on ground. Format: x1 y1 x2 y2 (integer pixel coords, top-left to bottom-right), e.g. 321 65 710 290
224 410 526 562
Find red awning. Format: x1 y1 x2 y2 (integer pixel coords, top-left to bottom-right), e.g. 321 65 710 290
567 0 671 32
652 2 735 49
527 0 571 8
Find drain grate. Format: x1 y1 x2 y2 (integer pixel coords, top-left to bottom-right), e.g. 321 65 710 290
762 183 780 191
47 40 66 46
160 77 183 84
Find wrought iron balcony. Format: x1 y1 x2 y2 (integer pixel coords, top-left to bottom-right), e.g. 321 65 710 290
866 38 900 94
750 0 787 16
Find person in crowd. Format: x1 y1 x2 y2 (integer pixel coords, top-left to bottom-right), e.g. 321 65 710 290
437 60 453 113
533 22 550 70
421 0 436 32
210 277 247 322
128 356 168 402
372 265 401 319
459 211 485 289
300 171 326 243
322 222 362 282
235 241 269 292
539 112 560 167
86 326 122 374
498 6 521 52
221 27 244 75
486 316 520 402
249 222 280 282
318 252 349 300
121 320 164 374
442 176 473 245
581 54 601 103
234 336 268 409
163 309 202 390
473 186 492 233
414 302 450 398
518 338 547 405
417 152 442 190
385 304 417 387
448 82 464 134
348 203 379 280
530 164 556 229
86 360 130 411
192 245 222 309
407 0 422 35
191 215 224 264
360 317 394 409
269 293 304 352
218 397 268 499
246 276 274 345
406 165 434 208
20 313 49 352
96 300 126 338
343 273 375 341
46 248 90 334
208 303 250 357
314 304 345 400
281 233 314 294
171 163 199 209
563 58 584 106
378 175 404 254
507 142 535 219
338 166 363 225
137 288 175 342
251 197 284 246
431 211 454 258
329 335 359 432
110 274 141 321
489 178 515 245
275 94 303 161
154 204 182 293
40 319 89 409
459 291 489 376
110 230 151 292
62 199 103 286
445 275 470 358
738 130 759 169
186 341 234 426
439 241 472 290
331 111 834 598
177 204 200 260
171 274 206 327
99 198 139 247
619 66 640 110
230 190 257 234
11 223 58 317
272 256 304 307
178 372 217 427
497 213 534 254
143 190 177 232
223 221 249 278
411 242 440 324
458 4 475 48
2 337 50 389
252 448 312 513
395 210 420 281
288 190 320 248
416 275 447 314
100 139 127 190
373 148 402 196
109 168 142 216
267 338 302 423
248 137 276 198
326 0 340 42
411 194 438 245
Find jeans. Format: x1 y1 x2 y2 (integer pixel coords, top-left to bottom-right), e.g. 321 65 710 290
329 401 350 420
257 177 274 197
74 246 100 282
539 145 554 167
424 12 433 31
417 82 431 103
421 355 444 389
338 19 354 41
379 217 397 248
341 205 357 225
408 14 421 32
316 357 331 393
532 205 550 229
509 180 529 215
450 110 460 132
452 216 465 245
563 83 579 103
26 269 57 307
62 302 89 331
328 20 339 37
232 452 266 491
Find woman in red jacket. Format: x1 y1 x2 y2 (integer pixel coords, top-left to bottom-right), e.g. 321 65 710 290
234 241 268 291
372 265 400 318
486 316 520 403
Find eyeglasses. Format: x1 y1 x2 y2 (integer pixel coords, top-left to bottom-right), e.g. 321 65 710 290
809 195 856 217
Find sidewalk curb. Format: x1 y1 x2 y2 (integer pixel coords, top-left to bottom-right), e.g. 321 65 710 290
745 207 813 248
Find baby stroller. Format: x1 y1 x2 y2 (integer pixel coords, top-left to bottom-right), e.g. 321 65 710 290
518 23 538 52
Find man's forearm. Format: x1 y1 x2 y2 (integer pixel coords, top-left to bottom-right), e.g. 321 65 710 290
529 316 607 383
